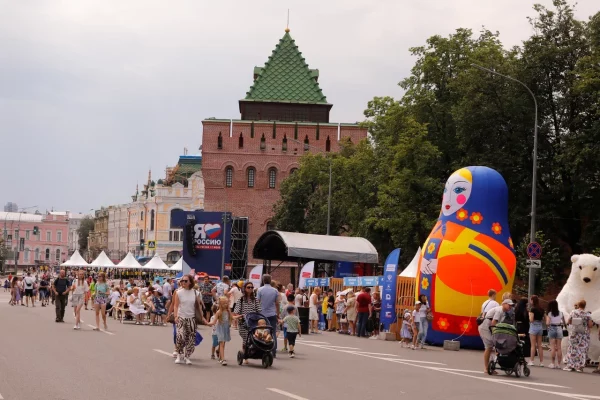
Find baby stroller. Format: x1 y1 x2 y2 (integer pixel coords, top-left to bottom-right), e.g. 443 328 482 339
487 323 530 377
237 312 276 368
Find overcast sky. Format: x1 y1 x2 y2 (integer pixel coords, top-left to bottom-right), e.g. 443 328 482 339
0 0 597 214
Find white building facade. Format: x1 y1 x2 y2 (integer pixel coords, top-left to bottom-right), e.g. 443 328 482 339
107 205 128 262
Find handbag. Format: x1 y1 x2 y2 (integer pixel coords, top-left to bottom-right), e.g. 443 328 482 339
194 290 204 325
426 310 434 322
477 300 492 326
167 313 175 324
340 314 348 323
561 313 569 337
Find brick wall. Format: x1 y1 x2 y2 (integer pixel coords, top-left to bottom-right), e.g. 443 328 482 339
202 120 367 268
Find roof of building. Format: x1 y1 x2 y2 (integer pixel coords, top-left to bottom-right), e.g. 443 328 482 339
0 212 43 223
244 31 329 105
176 155 202 175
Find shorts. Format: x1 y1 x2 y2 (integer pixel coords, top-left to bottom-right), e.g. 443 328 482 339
478 323 494 349
94 296 108 305
547 325 563 339
529 321 543 336
25 289 34 297
212 334 219 348
326 309 334 319
39 290 48 299
72 294 84 306
287 332 298 346
283 326 288 339
309 307 318 321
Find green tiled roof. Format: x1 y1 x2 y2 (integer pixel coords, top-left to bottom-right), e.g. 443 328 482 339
177 156 202 176
244 32 328 104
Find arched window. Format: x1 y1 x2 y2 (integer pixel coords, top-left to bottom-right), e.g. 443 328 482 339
56 249 61 261
326 136 331 152
247 167 256 188
139 229 144 241
238 133 244 148
268 168 277 189
304 135 309 151
170 208 183 228
24 248 30 262
272 122 277 139
140 211 144 221
150 210 155 231
45 248 50 260
34 248 39 261
290 168 298 175
225 166 233 187
167 251 181 263
217 132 223 149
282 135 288 152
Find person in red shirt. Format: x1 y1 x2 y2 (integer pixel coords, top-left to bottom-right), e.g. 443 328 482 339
356 287 372 338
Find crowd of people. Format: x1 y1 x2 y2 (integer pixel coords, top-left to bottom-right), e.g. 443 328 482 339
477 289 600 374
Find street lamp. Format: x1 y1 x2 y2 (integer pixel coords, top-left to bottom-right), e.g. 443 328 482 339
471 63 539 297
288 138 333 235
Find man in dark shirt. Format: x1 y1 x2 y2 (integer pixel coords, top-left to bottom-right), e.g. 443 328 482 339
356 287 372 338
52 270 71 322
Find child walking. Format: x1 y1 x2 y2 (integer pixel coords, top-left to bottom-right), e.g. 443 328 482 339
208 296 232 366
283 305 301 358
400 311 413 347
209 304 219 360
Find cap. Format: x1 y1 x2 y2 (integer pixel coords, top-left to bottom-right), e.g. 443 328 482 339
502 299 514 306
415 301 422 305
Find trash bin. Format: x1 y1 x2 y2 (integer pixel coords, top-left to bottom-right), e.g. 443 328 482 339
298 307 309 335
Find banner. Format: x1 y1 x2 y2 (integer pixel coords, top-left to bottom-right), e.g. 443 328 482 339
334 262 355 278
248 264 263 288
342 276 383 287
298 261 315 289
305 278 330 287
177 211 232 277
380 248 401 330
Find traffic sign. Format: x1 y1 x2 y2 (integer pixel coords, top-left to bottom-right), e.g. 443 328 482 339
147 241 156 249
526 242 542 259
526 259 541 269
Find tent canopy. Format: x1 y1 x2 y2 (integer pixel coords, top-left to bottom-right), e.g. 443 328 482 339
170 257 188 272
399 247 421 278
253 230 379 264
143 254 170 270
89 251 115 268
116 252 142 269
61 250 89 267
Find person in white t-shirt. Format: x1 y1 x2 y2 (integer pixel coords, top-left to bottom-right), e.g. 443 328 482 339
294 289 303 308
23 272 37 307
71 271 89 330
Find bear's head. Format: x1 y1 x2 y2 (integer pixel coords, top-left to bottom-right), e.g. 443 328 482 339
570 254 600 285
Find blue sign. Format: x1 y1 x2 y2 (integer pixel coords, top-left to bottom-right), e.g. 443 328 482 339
305 278 330 287
380 249 400 330
343 276 383 287
178 211 232 277
334 262 355 278
527 242 542 259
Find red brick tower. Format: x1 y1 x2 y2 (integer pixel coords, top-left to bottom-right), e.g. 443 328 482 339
201 29 367 276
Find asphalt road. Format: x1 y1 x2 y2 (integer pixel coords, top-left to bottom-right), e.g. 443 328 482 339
1 290 598 400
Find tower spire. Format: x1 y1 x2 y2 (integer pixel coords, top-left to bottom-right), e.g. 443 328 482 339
285 9 290 32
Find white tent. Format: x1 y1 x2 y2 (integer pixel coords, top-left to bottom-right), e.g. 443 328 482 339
399 247 421 278
142 254 170 271
170 257 188 272
116 252 142 269
61 250 89 267
89 251 115 268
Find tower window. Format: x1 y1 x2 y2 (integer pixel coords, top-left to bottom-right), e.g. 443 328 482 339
150 210 155 231
225 166 233 187
316 124 320 140
247 167 256 188
326 136 331 152
282 135 288 152
217 132 223 149
260 133 266 150
239 133 244 149
304 135 309 151
250 122 255 138
294 123 298 140
268 168 277 189
273 122 276 139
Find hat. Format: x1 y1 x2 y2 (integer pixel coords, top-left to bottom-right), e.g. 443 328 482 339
415 301 422 305
502 299 514 306
237 280 244 288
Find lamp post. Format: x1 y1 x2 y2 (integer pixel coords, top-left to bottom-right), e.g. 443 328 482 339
471 64 539 298
288 138 332 235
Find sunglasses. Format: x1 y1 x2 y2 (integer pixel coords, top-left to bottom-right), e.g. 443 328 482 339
246 287 254 290
180 280 189 283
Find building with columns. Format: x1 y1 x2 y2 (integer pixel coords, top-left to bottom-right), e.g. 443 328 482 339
107 205 128 262
201 29 368 275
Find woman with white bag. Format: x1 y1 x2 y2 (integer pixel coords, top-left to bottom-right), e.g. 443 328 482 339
564 299 594 372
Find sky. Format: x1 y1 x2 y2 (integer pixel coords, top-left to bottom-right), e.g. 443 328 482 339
0 0 597 214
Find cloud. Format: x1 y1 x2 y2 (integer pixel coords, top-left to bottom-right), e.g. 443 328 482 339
0 0 596 212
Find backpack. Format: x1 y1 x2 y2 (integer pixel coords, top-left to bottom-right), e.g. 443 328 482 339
571 317 586 334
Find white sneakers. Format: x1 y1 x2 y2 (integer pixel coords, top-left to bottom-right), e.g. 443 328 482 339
174 354 192 365
184 358 192 365
174 355 183 364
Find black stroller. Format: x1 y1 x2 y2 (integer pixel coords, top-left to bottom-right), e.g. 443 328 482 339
487 323 531 377
237 312 276 368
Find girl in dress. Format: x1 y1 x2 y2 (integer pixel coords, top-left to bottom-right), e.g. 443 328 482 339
564 299 594 372
208 296 233 366
128 287 147 325
94 272 110 331
400 312 413 347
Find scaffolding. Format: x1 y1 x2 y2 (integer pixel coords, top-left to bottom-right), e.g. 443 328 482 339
230 217 249 280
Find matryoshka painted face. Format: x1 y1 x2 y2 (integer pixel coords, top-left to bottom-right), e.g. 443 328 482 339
442 173 472 216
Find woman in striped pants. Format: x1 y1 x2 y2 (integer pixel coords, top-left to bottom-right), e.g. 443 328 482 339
172 275 198 365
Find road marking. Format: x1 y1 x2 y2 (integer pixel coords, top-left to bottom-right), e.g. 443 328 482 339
86 325 115 335
295 340 331 344
318 345 361 350
153 349 174 357
435 367 484 373
267 388 309 400
490 380 569 388
0 392 4 399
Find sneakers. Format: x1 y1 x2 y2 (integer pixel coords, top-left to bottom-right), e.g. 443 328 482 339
527 361 535 366
184 357 192 365
281 347 288 352
175 355 183 364
538 363 544 367
172 352 178 358
369 336 378 340
221 360 227 366
289 351 295 358
548 363 555 369
211 355 216 360
563 366 573 371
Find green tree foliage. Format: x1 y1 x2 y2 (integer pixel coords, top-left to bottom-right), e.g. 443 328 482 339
77 217 94 251
515 232 562 295
273 1 600 279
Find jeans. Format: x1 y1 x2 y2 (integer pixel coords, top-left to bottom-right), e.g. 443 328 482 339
267 315 278 356
356 312 369 337
420 317 429 345
55 294 67 321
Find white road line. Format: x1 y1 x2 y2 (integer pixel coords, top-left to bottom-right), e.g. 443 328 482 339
489 380 570 389
0 392 4 399
267 388 309 400
435 367 484 373
153 349 174 357
385 358 446 365
293 339 331 344
86 325 115 335
318 345 361 350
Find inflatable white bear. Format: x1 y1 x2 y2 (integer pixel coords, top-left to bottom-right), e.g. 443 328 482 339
556 254 600 361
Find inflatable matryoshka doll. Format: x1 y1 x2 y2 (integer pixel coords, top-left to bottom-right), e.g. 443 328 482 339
416 166 516 348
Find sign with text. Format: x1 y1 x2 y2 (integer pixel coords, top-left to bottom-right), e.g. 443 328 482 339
178 211 232 277
343 276 383 287
305 278 330 287
380 249 400 330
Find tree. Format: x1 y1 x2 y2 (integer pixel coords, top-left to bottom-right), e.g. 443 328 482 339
515 232 562 296
77 217 94 251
